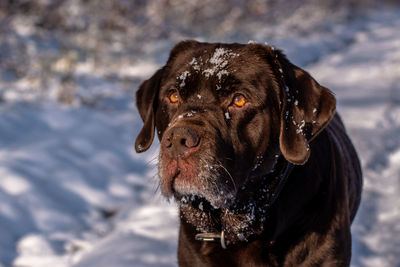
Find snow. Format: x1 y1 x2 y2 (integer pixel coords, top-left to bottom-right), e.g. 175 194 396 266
178 71 190 88
293 119 306 135
247 40 258 44
306 8 400 267
189 58 201 72
0 2 399 267
0 102 178 266
202 48 238 79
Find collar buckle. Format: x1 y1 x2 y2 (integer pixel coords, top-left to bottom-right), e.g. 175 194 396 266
195 231 227 249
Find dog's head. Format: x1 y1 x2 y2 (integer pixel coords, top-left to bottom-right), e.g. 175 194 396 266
135 40 335 209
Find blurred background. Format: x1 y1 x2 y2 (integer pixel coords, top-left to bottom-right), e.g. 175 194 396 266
0 0 399 266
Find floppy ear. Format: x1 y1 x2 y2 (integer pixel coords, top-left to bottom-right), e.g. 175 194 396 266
135 68 164 153
274 50 336 165
135 40 201 153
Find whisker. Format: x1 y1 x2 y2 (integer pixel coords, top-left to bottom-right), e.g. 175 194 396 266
199 158 220 192
216 160 237 192
154 182 161 194
145 156 159 167
147 173 160 187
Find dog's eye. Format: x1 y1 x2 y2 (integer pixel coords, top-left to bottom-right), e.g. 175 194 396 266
233 94 247 107
169 91 180 103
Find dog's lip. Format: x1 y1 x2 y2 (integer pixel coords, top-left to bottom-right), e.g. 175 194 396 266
176 193 219 211
170 170 180 196
170 170 202 201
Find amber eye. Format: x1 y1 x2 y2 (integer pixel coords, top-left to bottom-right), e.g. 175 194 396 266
169 91 180 103
233 94 247 107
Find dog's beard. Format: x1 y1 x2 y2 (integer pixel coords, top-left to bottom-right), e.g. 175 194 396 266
159 151 237 209
159 148 272 242
175 157 285 243
174 188 235 210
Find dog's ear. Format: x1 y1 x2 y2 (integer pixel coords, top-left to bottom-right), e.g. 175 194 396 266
135 68 164 153
135 40 201 153
273 50 336 165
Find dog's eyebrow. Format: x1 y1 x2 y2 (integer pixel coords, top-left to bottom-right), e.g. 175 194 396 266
160 82 177 93
216 76 241 90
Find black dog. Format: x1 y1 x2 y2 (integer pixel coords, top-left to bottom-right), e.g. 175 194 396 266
135 40 362 266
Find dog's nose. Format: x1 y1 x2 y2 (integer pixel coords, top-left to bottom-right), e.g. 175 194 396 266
163 127 200 158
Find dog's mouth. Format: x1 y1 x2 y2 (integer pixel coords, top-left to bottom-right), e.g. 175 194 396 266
161 160 236 209
171 174 231 210
170 171 210 209
158 131 238 209
176 193 219 213
170 170 181 195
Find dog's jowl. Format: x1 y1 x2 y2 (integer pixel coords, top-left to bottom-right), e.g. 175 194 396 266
135 40 362 267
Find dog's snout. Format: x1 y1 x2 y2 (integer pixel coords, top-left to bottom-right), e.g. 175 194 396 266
163 127 200 158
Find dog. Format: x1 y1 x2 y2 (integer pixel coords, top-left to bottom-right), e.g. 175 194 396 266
135 40 362 266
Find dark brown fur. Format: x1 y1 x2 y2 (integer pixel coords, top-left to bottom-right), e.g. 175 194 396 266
135 40 362 266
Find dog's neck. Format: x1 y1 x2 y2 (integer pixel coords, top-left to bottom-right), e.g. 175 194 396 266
179 157 293 246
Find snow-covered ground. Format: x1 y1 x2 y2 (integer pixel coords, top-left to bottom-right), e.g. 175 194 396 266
307 9 400 267
0 3 399 267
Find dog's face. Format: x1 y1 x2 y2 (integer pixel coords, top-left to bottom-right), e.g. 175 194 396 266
135 41 335 209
